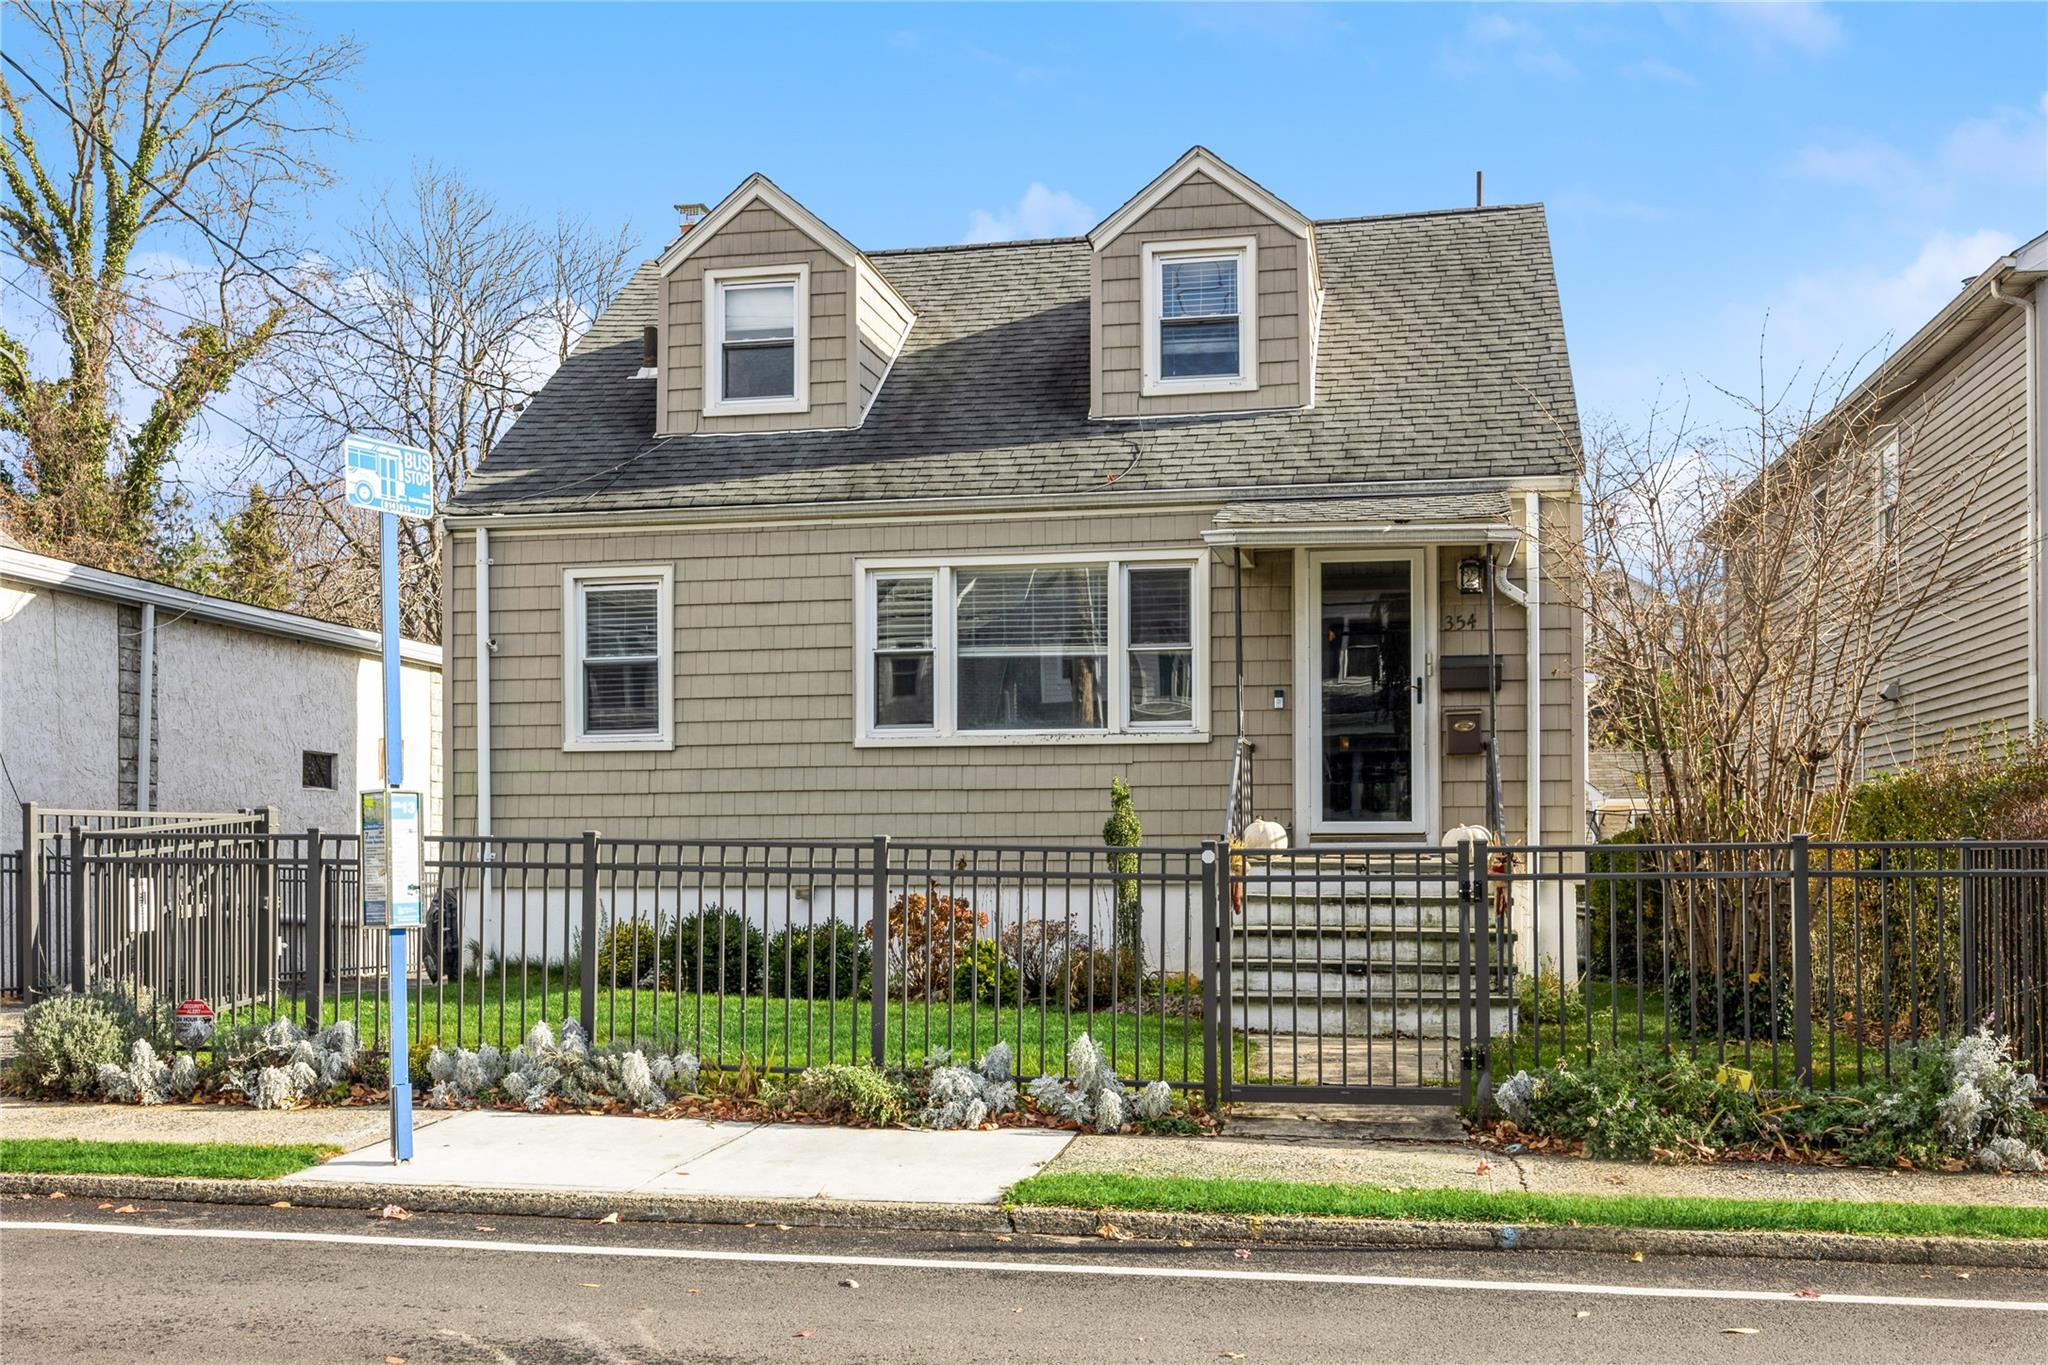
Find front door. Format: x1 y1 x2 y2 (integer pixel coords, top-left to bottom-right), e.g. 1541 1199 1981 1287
1298 551 1429 836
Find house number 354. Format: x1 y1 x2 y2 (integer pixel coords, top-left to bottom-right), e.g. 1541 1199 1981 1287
1443 611 1478 631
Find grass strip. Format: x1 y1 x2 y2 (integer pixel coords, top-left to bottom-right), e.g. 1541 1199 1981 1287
1008 1172 2048 1241
0 1138 339 1181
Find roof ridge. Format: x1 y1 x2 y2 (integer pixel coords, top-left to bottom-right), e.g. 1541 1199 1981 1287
867 235 1086 258
1313 202 1543 227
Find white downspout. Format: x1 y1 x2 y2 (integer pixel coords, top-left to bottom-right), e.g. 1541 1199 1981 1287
135 602 154 811
1989 273 2041 729
1524 491 1543 848
475 527 493 846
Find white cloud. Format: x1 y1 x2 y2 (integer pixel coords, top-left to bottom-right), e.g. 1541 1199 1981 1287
1765 227 2018 383
1442 13 1578 79
1784 97 2046 208
1721 1 1844 58
1623 56 1697 86
963 183 1096 244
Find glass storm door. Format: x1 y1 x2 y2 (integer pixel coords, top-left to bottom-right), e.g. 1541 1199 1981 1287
1313 555 1423 831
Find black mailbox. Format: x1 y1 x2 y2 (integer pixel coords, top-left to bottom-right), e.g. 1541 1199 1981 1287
1445 709 1487 755
1440 654 1506 691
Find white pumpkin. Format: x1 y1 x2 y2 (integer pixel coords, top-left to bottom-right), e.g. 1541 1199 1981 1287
1241 818 1289 850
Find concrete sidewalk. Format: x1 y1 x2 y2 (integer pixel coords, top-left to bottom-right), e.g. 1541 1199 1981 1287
1046 1132 2048 1209
291 1110 1072 1205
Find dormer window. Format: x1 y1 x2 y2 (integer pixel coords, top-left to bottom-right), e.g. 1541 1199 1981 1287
705 264 809 415
1141 237 1257 397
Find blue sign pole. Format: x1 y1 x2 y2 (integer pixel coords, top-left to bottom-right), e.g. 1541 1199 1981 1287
382 508 413 1163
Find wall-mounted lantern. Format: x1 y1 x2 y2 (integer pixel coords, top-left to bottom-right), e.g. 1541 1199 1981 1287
1457 557 1486 595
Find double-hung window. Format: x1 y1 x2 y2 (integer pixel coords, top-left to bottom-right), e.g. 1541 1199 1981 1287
1142 237 1256 396
858 555 1204 742
564 566 674 750
705 265 808 414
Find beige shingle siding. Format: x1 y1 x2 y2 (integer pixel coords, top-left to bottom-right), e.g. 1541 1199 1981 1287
447 499 1584 849
1859 305 2032 770
660 204 851 435
1092 172 1312 418
854 259 915 422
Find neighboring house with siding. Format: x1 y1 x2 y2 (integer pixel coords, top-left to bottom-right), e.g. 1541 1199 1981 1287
439 147 1586 851
1777 231 2047 777
0 538 442 852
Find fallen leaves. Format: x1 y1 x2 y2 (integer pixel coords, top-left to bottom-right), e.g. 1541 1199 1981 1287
1629 1250 1644 1263
840 1278 860 1290
1722 1327 1759 1336
1475 1160 1491 1176
114 1205 137 1215
1574 1311 1591 1320
1096 1221 1132 1241
596 1211 620 1225
793 1329 814 1339
1232 1248 1252 1260
375 1204 411 1221
1794 1289 1821 1300
270 1200 292 1209
1221 1354 1246 1360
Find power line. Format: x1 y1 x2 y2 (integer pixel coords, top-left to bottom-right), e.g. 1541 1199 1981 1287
0 49 548 405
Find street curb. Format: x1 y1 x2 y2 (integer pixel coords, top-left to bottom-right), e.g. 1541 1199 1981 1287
0 1173 1009 1233
5 1172 2045 1268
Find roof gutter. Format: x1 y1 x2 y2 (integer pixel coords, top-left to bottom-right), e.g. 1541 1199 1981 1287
1989 265 2043 728
446 474 1579 533
0 544 443 668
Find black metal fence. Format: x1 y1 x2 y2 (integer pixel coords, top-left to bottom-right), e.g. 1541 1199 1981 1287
1499 837 2048 1086
12 821 1218 1098
11 815 2045 1104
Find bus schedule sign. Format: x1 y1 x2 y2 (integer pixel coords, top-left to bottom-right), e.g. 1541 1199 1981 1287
359 789 425 929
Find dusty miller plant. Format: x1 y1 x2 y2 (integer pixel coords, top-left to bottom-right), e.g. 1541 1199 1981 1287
1936 1029 2044 1172
222 1019 362 1110
96 1039 198 1105
435 1021 697 1112
1026 1033 1172 1133
918 1042 1018 1130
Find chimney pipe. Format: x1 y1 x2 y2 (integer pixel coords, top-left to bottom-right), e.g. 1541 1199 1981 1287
674 201 708 233
1475 171 1484 208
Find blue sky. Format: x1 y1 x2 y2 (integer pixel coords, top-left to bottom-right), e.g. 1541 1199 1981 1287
294 0 2042 438
14 2 2047 490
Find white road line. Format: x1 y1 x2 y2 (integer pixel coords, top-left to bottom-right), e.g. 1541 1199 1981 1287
4 1220 2042 1314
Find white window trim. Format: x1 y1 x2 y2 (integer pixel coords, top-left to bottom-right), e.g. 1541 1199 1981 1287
1140 236 1258 398
562 565 675 753
1874 430 1901 554
703 263 810 417
853 549 1210 747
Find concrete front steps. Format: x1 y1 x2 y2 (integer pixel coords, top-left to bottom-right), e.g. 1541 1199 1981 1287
1229 872 1514 1039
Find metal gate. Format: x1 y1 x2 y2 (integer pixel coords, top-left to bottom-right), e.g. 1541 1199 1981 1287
1216 838 1507 1106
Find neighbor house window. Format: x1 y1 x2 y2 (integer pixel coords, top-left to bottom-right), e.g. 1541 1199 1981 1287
857 555 1203 742
1141 237 1256 396
563 566 674 750
705 265 808 414
1876 434 1901 549
301 751 336 790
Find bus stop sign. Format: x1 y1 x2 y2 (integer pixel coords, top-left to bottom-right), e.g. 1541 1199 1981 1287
344 435 434 520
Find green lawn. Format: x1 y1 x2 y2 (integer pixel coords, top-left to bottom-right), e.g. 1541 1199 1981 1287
1009 1172 2048 1241
314 972 1213 1085
1493 980 1890 1087
0 1138 338 1181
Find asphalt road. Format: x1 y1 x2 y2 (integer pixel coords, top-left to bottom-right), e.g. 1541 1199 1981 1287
2 1199 2043 1363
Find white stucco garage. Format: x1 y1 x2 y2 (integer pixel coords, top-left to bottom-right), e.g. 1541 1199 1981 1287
0 539 440 853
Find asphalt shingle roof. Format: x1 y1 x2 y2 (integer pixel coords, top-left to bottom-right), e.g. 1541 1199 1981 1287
448 204 1580 519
